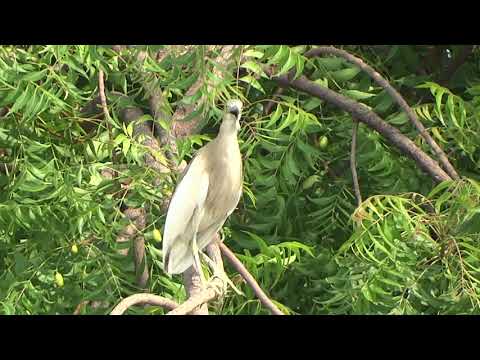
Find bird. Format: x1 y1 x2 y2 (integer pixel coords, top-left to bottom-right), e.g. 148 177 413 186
162 99 243 284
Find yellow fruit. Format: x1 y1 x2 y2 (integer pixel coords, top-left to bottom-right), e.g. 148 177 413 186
319 136 328 149
55 272 64 288
71 244 78 254
152 229 162 243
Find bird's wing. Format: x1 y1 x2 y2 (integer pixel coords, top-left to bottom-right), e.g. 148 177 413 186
162 153 210 274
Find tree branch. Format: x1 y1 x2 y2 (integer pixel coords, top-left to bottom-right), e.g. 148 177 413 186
271 71 451 183
264 87 285 115
350 120 362 207
98 70 115 161
304 46 459 180
111 294 179 315
219 242 284 315
166 277 224 316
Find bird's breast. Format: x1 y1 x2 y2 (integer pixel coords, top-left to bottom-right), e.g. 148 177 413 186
201 140 242 228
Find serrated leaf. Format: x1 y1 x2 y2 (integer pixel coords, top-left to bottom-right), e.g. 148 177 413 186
21 69 48 82
239 75 264 94
266 104 283 128
241 61 264 76
11 84 32 113
277 50 297 76
331 67 361 82
316 57 346 71
268 45 289 65
243 49 264 59
342 89 376 101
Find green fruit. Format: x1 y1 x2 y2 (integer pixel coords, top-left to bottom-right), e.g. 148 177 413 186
152 229 162 243
319 136 328 149
55 272 64 288
302 175 320 190
71 244 78 254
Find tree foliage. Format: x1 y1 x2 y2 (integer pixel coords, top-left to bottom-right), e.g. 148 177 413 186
0 45 479 314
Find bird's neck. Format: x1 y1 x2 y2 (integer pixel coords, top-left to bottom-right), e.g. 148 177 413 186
218 120 239 140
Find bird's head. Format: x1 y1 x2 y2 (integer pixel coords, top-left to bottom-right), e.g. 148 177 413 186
223 99 243 132
226 99 243 121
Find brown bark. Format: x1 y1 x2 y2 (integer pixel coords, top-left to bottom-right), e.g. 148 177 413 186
111 294 179 315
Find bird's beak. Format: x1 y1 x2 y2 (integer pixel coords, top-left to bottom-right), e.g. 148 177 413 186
226 99 243 121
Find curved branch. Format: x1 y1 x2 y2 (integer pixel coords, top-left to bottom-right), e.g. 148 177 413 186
219 243 284 315
166 278 223 315
111 294 179 315
305 46 459 180
272 71 451 183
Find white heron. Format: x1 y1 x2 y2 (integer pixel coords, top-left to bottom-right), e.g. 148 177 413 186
162 99 243 285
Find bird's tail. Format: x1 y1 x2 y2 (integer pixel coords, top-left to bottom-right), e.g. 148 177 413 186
163 239 195 275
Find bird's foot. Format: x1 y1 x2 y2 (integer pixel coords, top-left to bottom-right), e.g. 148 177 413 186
201 253 244 297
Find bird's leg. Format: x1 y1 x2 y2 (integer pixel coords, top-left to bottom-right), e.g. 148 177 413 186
190 206 207 287
191 234 206 286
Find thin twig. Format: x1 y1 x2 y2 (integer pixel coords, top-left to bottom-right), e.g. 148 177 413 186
73 300 90 315
350 120 362 207
111 293 179 315
98 69 115 162
304 46 459 180
219 243 284 315
264 87 285 115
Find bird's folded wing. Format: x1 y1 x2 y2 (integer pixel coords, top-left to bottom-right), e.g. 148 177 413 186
162 154 210 273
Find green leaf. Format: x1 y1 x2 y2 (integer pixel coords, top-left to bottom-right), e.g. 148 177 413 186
268 45 289 65
315 57 346 71
341 89 376 101
330 67 361 82
241 61 264 77
239 75 264 94
277 50 297 76
21 69 48 82
266 104 283 128
243 49 264 59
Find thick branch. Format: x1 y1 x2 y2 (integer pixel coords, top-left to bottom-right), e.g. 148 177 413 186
131 208 148 289
304 46 459 180
264 87 285 115
272 72 451 183
111 294 179 315
166 277 223 316
219 243 284 315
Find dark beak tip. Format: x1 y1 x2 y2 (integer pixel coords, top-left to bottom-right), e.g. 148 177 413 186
228 107 240 118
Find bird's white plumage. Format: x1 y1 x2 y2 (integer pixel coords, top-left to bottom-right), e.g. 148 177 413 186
162 99 243 276
162 154 210 274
